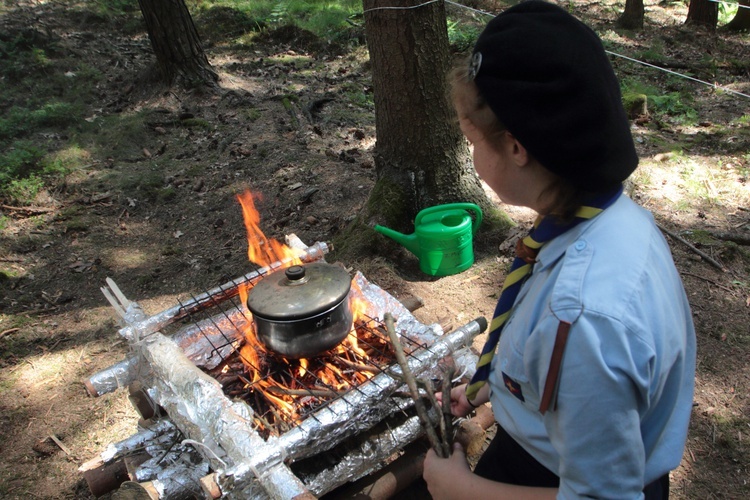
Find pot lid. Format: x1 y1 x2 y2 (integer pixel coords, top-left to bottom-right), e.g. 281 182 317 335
247 262 351 321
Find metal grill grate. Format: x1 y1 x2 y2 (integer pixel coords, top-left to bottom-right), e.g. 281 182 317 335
173 278 431 438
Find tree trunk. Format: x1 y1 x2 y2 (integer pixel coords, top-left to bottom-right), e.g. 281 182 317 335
685 0 718 29
724 0 750 30
617 0 644 29
361 0 492 232
137 0 218 87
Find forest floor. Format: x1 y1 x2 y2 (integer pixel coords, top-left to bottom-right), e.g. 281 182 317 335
0 0 748 498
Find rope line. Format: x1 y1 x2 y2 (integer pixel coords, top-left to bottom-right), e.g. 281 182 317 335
605 51 750 99
444 0 494 16
363 0 441 15
708 0 750 10
359 1 749 100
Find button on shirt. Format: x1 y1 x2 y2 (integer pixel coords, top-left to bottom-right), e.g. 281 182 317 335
488 195 696 499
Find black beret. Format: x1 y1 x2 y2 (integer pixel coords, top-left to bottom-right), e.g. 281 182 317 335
472 0 638 191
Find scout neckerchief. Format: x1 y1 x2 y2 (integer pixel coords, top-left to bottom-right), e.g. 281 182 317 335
464 185 624 411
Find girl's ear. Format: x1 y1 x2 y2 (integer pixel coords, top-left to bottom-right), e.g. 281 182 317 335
505 132 530 167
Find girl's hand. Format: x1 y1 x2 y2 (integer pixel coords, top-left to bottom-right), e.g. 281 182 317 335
423 442 473 500
435 383 475 418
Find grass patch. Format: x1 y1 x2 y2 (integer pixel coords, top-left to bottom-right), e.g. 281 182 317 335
192 0 363 45
447 19 481 52
717 1 739 25
621 77 698 125
115 169 168 203
0 13 99 204
341 81 374 110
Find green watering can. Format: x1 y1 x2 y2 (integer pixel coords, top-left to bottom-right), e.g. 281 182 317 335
374 203 483 277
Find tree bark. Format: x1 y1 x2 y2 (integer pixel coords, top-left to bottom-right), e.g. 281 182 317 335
685 0 718 29
361 0 492 232
617 0 645 29
137 0 218 87
724 0 750 30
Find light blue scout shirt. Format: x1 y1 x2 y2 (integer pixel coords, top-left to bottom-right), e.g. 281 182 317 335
488 194 696 499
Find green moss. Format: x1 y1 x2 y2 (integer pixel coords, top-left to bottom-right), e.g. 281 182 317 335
329 218 382 263
181 118 212 129
58 205 84 219
161 245 181 256
622 92 648 118
684 229 717 246
365 178 410 230
159 186 178 202
245 108 262 122
65 218 90 232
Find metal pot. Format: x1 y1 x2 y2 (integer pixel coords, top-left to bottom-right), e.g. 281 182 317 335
246 262 353 358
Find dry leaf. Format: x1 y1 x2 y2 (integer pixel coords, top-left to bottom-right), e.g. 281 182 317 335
69 261 92 273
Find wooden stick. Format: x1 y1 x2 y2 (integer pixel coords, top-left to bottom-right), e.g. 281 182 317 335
441 366 456 450
264 385 340 398
680 272 736 294
1 204 55 214
384 313 446 458
657 223 726 272
0 328 20 339
420 378 451 457
337 356 382 374
48 434 71 455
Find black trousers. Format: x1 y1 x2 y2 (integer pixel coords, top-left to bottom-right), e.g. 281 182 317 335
474 425 669 499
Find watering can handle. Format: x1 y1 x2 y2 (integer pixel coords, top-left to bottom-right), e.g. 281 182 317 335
415 203 483 235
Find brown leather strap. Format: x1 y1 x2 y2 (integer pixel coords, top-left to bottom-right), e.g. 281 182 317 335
539 321 572 415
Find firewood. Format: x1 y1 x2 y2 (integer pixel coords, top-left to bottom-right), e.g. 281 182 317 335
384 313 448 458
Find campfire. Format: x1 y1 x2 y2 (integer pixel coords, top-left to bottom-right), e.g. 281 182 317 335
80 189 487 499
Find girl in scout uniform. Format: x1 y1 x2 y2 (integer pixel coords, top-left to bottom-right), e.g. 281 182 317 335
423 2 696 499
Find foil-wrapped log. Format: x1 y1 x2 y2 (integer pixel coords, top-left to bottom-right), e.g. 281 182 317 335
100 419 178 463
100 320 483 498
298 414 427 496
85 306 250 397
116 459 210 499
138 332 313 499
118 241 329 342
84 356 140 397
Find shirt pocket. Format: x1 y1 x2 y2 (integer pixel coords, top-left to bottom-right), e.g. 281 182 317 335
497 329 540 410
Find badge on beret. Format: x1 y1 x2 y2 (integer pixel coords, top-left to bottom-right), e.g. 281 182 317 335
468 52 482 80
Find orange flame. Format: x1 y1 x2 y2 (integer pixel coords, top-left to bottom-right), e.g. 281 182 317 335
344 294 370 359
230 188 386 431
236 190 303 268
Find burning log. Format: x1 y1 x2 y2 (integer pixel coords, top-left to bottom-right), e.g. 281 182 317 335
273 316 486 464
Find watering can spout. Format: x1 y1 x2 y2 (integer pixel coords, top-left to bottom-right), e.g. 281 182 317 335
374 203 482 276
373 225 421 255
